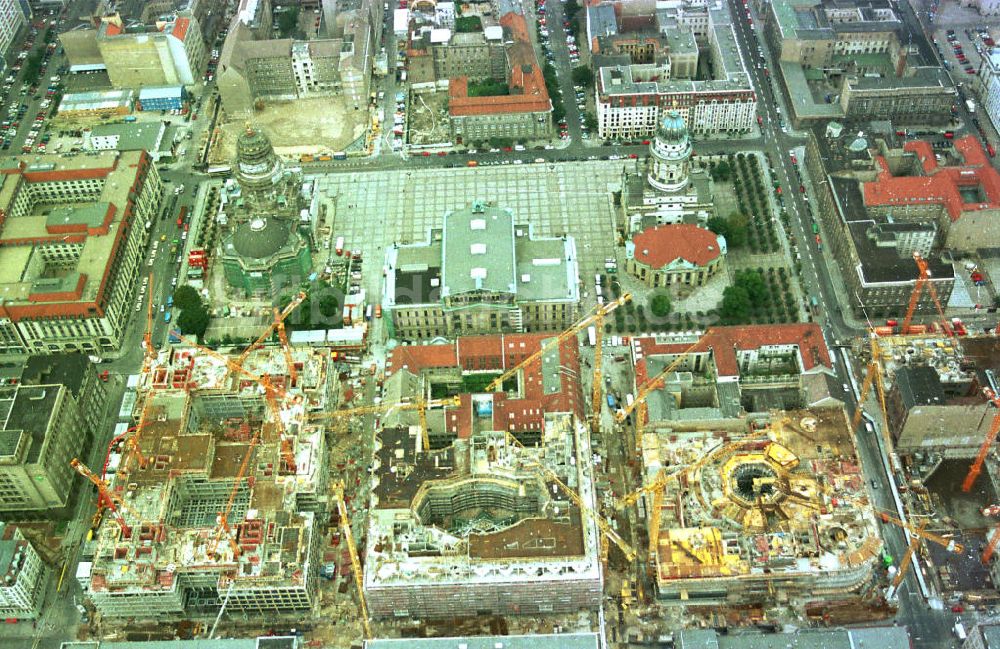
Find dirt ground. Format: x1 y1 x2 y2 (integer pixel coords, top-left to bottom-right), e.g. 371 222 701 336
216 96 367 160
407 89 452 146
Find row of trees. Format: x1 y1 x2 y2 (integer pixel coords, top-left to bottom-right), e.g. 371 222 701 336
730 153 780 254
719 268 797 325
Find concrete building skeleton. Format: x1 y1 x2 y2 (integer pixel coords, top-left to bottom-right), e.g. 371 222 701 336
79 346 334 619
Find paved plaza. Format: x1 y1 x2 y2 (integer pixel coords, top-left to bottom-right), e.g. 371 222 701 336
312 160 629 302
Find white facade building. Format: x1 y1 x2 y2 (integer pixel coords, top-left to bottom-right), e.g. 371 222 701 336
648 111 692 192
0 0 26 67
0 525 49 620
981 52 1000 136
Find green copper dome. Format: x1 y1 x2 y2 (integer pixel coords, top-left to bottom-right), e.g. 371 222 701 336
657 110 688 142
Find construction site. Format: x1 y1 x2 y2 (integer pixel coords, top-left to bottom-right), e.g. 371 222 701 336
77 341 335 621
365 330 604 619
631 409 881 606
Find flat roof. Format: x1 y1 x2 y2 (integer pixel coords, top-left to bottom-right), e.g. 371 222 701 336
0 151 150 319
442 204 517 297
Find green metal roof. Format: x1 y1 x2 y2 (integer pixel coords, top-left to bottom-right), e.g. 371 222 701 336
441 203 517 298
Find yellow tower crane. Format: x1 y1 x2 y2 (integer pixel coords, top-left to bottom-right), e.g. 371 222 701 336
614 333 713 425
504 432 636 564
484 294 631 394
331 480 372 639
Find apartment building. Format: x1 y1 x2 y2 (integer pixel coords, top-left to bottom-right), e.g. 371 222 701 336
0 0 26 75
383 202 579 339
0 151 163 357
0 524 49 620
593 3 756 139
96 13 207 88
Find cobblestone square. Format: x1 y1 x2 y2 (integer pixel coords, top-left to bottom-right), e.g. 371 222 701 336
312 161 630 300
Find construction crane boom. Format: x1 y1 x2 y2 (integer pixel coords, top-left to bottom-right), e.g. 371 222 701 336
124 272 157 473
879 512 964 554
237 292 307 368
71 458 132 538
963 387 1000 492
485 294 631 394
591 320 604 432
900 252 950 335
504 432 635 563
332 481 372 639
615 333 710 423
891 523 925 592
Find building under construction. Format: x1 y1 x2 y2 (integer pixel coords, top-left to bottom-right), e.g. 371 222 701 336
364 334 601 618
78 345 333 619
637 408 881 604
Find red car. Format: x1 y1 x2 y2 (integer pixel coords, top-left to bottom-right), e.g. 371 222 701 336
437 151 446 156
799 184 805 193
628 153 638 159
421 151 430 157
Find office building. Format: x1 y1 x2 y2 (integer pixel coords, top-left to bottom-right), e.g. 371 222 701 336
368 335 599 618
0 151 163 357
96 13 207 88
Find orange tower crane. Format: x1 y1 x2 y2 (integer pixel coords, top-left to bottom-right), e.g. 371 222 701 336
983 526 1000 564
962 387 1000 492
173 332 298 476
71 458 132 538
900 252 950 335
236 291 307 385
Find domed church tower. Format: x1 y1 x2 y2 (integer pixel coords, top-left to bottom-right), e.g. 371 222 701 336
647 110 692 193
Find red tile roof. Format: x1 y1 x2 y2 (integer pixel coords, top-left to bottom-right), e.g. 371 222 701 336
863 135 1000 222
632 324 831 386
387 334 584 433
448 12 551 117
171 17 190 41
631 224 721 270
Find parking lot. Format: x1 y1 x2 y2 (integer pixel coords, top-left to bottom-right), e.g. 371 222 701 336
0 17 64 155
932 25 996 80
